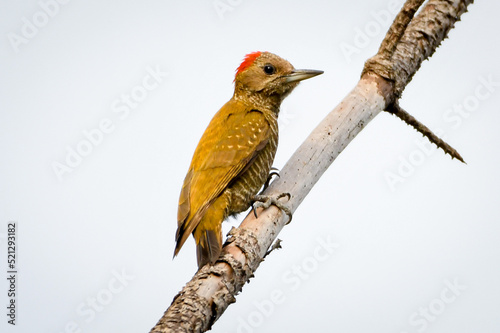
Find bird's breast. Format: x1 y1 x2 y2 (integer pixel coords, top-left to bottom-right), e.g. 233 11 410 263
227 119 279 213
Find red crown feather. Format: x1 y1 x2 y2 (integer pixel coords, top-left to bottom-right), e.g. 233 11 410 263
234 51 262 80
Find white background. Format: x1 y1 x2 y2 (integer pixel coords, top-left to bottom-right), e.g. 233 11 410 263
1 0 499 332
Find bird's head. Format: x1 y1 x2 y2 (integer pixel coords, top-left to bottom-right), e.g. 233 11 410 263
233 51 323 107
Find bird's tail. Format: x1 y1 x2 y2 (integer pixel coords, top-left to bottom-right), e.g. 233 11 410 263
195 225 222 269
193 196 226 269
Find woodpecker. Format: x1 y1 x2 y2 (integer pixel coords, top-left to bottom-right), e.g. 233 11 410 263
174 51 323 268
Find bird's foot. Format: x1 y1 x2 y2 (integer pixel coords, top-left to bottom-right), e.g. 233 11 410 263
252 193 292 224
262 167 280 191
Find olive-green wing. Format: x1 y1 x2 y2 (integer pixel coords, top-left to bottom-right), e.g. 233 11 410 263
175 101 270 254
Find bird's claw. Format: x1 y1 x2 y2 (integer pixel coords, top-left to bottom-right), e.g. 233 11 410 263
262 167 280 191
252 193 292 224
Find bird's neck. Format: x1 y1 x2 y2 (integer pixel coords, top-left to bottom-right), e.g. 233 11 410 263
232 90 282 115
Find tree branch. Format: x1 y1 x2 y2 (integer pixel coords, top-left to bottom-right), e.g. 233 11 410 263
386 102 465 162
378 0 425 58
150 1 473 332
363 0 471 161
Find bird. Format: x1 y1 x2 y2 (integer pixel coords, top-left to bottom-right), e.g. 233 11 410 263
174 51 323 268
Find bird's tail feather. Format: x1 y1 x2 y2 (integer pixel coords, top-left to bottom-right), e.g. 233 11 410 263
196 227 222 268
195 195 227 268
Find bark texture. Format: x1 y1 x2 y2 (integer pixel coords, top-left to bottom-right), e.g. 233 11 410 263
150 1 474 332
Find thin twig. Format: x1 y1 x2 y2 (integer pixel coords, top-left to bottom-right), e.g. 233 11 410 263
263 239 282 259
387 103 465 163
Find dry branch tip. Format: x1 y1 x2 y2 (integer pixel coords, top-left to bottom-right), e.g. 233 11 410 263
386 102 465 163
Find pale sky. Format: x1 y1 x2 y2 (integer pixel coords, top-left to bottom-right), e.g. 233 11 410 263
1 1 500 332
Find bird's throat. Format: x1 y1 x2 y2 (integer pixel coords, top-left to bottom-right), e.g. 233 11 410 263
233 90 283 115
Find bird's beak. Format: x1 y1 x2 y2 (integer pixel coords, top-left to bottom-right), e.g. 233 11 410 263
284 69 324 83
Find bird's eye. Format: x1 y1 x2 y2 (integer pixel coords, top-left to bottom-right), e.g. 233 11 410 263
263 64 275 75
